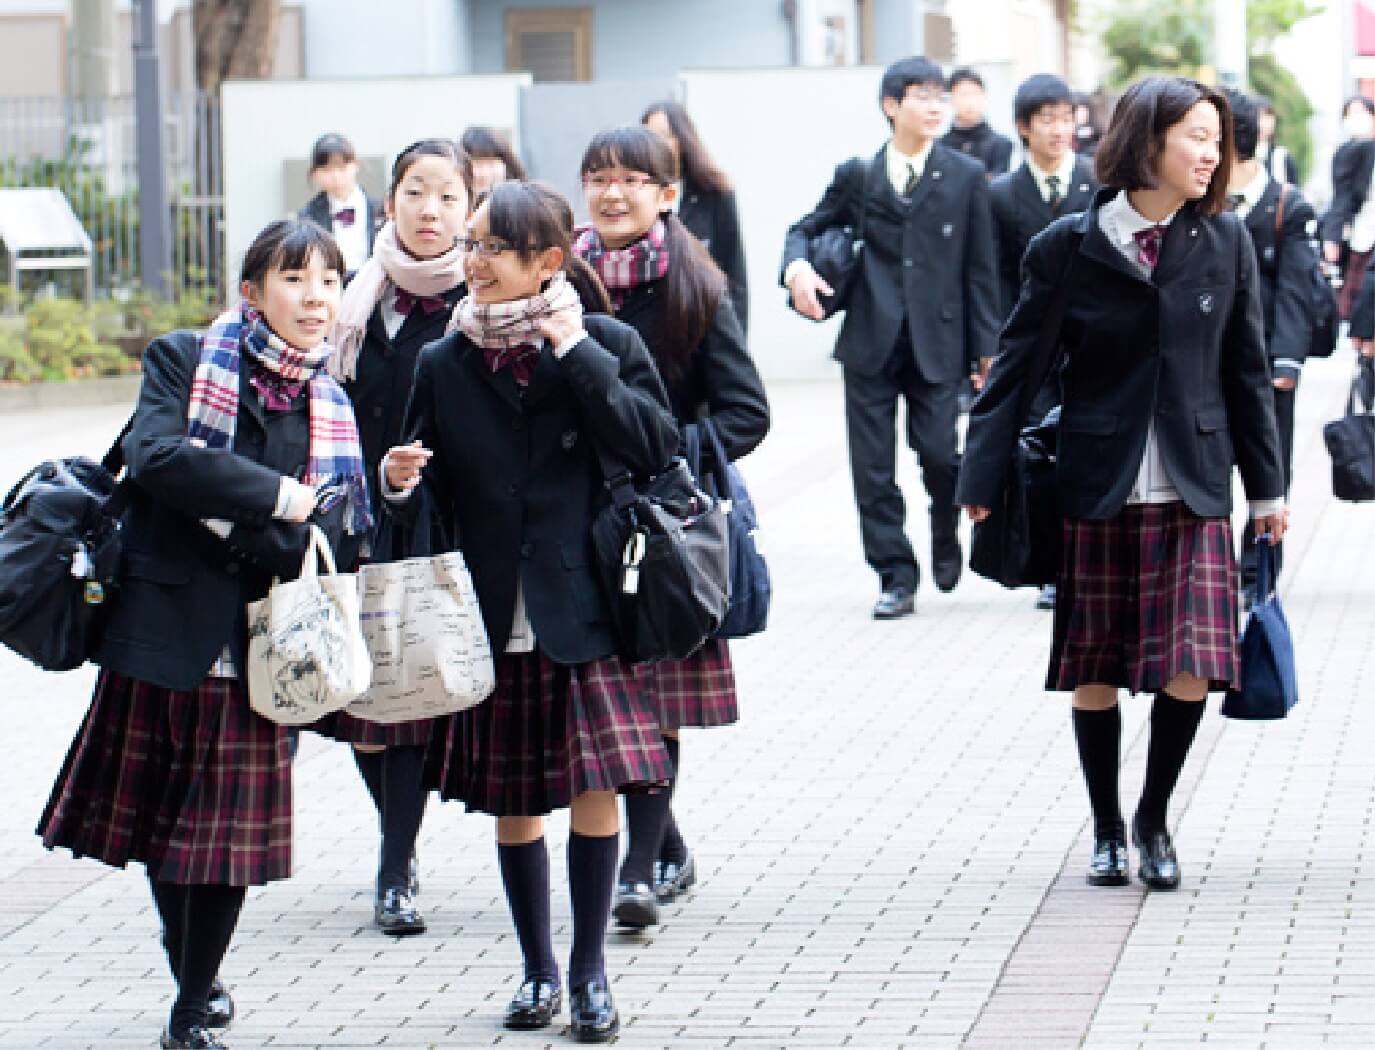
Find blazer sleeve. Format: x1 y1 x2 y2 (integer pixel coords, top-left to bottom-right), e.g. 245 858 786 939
990 134 1014 177
989 181 1022 319
391 342 450 526
1352 258 1375 340
962 172 1002 370
779 159 863 283
714 190 750 335
685 299 770 465
1269 195 1319 380
1221 220 1286 503
1322 141 1369 243
124 333 285 527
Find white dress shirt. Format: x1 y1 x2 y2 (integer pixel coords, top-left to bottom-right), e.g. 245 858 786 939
885 138 934 197
330 185 370 273
1349 163 1375 254
1230 165 1269 221
1028 151 1078 205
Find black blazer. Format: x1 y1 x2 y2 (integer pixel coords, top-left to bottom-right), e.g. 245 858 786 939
613 282 769 467
397 313 678 666
1241 179 1318 381
94 332 355 691
679 183 750 335
989 158 1099 318
299 191 384 258
942 122 1014 178
1259 141 1300 187
780 142 1000 381
1321 138 1375 245
957 192 1285 521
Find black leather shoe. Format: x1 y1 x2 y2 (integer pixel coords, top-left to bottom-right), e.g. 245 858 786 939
613 880 659 928
1035 584 1057 610
374 887 427 935
932 536 963 592
160 1026 226 1049
1133 819 1181 891
568 977 620 1043
502 976 561 1030
1086 834 1130 886
653 852 698 903
207 978 234 1029
873 586 915 619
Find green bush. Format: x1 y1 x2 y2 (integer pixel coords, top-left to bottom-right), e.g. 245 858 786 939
0 298 136 382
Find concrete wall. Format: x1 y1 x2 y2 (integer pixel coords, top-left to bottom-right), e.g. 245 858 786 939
297 0 465 78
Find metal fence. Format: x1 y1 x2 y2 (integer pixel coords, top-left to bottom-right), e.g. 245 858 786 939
0 93 223 299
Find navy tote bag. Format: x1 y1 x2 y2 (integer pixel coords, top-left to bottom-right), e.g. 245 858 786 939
1222 541 1299 720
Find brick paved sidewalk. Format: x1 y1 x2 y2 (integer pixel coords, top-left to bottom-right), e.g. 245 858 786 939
0 351 1370 1049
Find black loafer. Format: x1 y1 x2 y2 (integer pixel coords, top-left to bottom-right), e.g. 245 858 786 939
502 975 561 1031
207 978 234 1029
374 888 427 935
613 880 659 928
932 537 963 592
160 1026 226 1049
1086 834 1130 886
568 976 620 1043
873 586 915 619
1035 584 1057 610
1133 819 1181 891
653 852 698 903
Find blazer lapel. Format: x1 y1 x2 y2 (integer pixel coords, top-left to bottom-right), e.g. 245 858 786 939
519 345 561 408
1064 161 1096 212
1013 164 1053 225
462 338 522 411
1150 203 1203 286
1077 192 1151 284
903 152 941 219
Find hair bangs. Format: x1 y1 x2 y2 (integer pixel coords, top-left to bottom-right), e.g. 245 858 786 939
580 126 675 184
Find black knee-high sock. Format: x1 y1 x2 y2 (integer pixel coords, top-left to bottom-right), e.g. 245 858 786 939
497 838 559 982
567 831 618 988
1136 691 1207 832
658 737 688 865
167 884 245 1038
620 736 677 885
149 875 187 980
1072 706 1124 839
378 745 427 893
351 747 386 821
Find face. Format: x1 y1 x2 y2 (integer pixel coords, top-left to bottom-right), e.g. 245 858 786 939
462 204 561 305
1018 102 1075 166
471 157 507 194
582 162 675 249
240 249 341 349
1156 100 1222 201
881 82 947 143
312 158 359 201
386 154 469 259
950 80 986 125
1257 110 1276 140
643 111 681 166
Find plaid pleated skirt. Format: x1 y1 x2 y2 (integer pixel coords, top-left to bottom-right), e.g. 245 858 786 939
637 638 740 730
426 650 672 817
307 709 434 747
37 672 292 886
1049 502 1240 694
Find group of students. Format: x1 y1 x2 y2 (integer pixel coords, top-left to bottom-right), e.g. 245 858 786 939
36 111 766 1049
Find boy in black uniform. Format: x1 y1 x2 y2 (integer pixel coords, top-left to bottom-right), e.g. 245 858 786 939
943 68 1014 178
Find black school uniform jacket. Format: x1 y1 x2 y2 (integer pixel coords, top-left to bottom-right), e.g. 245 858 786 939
942 122 1014 177
679 182 750 335
1241 180 1319 383
612 281 769 468
398 313 678 666
1321 138 1375 245
95 331 356 692
989 158 1098 318
957 191 1285 521
780 142 1000 382
299 191 384 257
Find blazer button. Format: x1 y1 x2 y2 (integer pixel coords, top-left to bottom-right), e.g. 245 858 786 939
903 259 914 268
225 562 239 575
520 541 534 558
508 482 521 496
372 406 384 418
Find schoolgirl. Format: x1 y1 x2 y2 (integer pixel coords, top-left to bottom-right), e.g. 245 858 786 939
574 125 769 927
304 138 473 936
641 101 750 334
958 77 1286 892
39 218 369 1049
299 132 382 275
460 125 528 195
382 180 678 1041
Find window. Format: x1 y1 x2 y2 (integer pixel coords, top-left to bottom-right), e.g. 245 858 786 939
504 8 593 83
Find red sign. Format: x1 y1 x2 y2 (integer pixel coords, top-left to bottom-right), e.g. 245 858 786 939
1360 0 1375 55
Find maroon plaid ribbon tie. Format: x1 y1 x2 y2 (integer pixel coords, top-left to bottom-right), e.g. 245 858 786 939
334 207 356 227
483 343 542 386
393 289 447 315
1133 225 1165 269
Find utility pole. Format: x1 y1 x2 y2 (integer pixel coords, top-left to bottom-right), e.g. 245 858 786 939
132 0 172 298
1214 0 1249 88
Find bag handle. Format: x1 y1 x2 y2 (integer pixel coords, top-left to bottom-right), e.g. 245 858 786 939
299 523 337 580
1253 535 1276 602
682 419 732 501
1009 231 1082 429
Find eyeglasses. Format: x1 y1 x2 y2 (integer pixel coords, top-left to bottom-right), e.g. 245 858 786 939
905 89 949 105
582 172 659 192
458 235 516 258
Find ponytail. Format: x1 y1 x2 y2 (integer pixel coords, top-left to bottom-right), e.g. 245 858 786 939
657 212 726 379
566 255 613 315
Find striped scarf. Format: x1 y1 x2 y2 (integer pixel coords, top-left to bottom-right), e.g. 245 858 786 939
187 302 373 536
452 270 584 352
573 219 670 309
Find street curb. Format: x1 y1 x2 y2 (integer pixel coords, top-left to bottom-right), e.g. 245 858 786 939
0 376 141 413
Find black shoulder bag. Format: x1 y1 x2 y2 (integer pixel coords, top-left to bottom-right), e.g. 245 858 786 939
1273 184 1338 360
791 156 869 321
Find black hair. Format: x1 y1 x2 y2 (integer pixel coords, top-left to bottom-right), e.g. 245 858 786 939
240 217 346 287
641 99 731 195
1253 94 1276 116
1012 74 1074 147
1223 88 1260 163
879 56 945 129
388 138 475 209
483 180 612 315
458 126 528 181
309 132 357 173
579 125 726 379
947 66 984 91
1345 95 1375 119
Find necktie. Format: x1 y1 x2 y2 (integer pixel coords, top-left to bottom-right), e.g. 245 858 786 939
1133 225 1166 269
1227 192 1245 212
334 207 356 227
393 289 448 316
903 162 920 198
1046 174 1063 212
483 343 542 387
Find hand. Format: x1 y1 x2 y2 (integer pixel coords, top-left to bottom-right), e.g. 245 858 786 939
384 440 432 493
788 265 834 322
1272 376 1297 391
1254 506 1289 545
964 505 991 523
1323 241 1341 265
535 308 583 350
1356 338 1375 358
970 357 993 392
279 477 318 524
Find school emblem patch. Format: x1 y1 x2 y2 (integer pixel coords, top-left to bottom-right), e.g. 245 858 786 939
1199 293 1215 315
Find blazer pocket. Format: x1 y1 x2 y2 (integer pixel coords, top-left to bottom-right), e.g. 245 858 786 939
122 551 191 586
1061 413 1118 436
1057 413 1117 494
560 542 608 624
1195 408 1228 433
1194 408 1234 484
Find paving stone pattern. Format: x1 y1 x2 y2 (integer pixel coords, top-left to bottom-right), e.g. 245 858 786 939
0 355 1370 1048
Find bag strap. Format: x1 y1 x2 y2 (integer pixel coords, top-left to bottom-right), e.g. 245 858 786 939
850 156 870 244
1255 536 1276 601
100 411 138 520
1011 230 1082 426
100 412 136 475
590 441 642 513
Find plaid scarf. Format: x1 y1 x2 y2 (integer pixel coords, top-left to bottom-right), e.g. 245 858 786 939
452 270 584 352
187 302 373 536
573 219 670 308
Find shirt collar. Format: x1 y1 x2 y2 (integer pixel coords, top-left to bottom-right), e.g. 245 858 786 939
887 138 934 184
328 186 365 213
1100 189 1178 247
1027 152 1078 196
1237 165 1270 212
